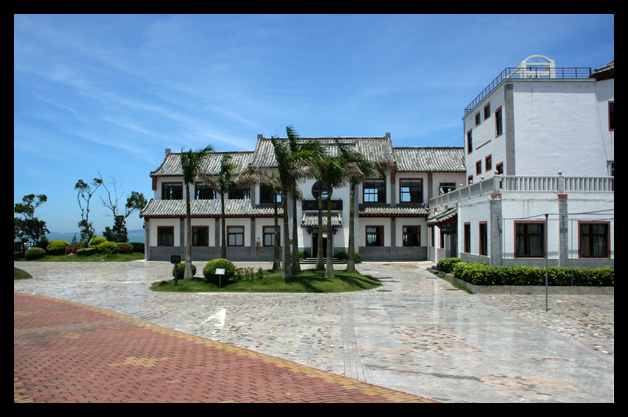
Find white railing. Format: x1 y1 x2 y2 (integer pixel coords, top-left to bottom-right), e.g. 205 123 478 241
429 174 614 208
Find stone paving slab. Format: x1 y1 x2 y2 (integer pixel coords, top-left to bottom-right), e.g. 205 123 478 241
14 260 613 403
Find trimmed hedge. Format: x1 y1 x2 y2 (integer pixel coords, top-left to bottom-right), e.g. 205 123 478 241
46 240 69 256
203 258 236 284
25 247 46 260
438 258 614 287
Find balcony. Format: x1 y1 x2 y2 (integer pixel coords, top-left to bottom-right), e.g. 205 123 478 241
429 174 614 208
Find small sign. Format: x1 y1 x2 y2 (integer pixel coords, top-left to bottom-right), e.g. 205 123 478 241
170 255 181 264
215 268 226 275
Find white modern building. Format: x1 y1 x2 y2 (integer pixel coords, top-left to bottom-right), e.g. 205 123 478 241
428 56 614 268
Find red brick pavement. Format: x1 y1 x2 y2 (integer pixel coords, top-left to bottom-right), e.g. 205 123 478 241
14 293 436 403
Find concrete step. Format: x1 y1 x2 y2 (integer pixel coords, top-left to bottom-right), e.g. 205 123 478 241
300 257 344 264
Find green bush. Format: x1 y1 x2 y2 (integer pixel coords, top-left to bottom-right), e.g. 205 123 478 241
203 258 236 284
437 257 464 273
76 247 97 256
335 251 362 263
25 247 46 260
96 241 118 254
447 260 614 286
46 240 69 256
89 236 108 246
172 262 197 279
130 242 145 253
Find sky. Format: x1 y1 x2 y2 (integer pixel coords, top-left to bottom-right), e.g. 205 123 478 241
14 14 614 234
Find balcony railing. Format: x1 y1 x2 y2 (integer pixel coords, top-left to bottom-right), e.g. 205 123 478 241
464 67 592 116
429 175 614 208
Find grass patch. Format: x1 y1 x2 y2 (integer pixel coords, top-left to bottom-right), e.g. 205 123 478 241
151 268 382 293
14 267 32 280
14 252 145 262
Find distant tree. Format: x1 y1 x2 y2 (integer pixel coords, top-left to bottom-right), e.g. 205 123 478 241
14 194 50 248
99 173 147 242
75 176 103 245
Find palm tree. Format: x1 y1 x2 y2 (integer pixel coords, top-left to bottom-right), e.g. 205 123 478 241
336 142 378 272
316 142 354 278
239 166 282 270
180 145 214 280
200 153 238 259
270 136 294 279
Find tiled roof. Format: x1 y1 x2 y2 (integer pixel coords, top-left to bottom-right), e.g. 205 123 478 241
394 147 465 172
150 151 254 177
359 204 429 217
427 205 458 225
301 213 343 227
140 198 280 218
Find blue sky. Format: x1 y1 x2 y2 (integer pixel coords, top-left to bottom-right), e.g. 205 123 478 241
14 14 614 234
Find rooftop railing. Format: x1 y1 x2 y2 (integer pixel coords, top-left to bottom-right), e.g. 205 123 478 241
429 174 614 209
464 67 592 116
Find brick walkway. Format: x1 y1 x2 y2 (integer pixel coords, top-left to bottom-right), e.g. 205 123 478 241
14 293 435 403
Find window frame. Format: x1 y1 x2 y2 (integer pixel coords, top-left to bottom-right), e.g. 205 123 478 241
192 226 209 247
157 226 174 247
363 178 386 203
463 222 471 253
402 225 420 247
495 106 503 137
399 178 423 204
365 225 384 247
161 182 183 200
227 226 245 247
578 221 610 259
479 222 488 256
514 221 546 258
262 225 280 247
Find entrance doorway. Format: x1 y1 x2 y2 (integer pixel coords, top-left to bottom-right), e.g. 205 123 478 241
312 232 328 258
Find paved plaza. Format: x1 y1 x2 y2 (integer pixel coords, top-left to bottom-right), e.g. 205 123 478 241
14 260 613 403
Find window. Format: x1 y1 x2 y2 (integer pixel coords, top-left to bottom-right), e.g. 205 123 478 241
399 179 423 203
464 223 471 253
162 183 182 200
227 226 244 246
263 226 280 247
609 101 614 131
439 182 456 194
157 227 174 246
195 183 215 200
475 112 481 125
229 184 250 199
466 130 473 154
485 155 492 172
260 185 281 204
476 160 482 175
495 162 504 175
515 222 545 258
479 222 488 256
366 226 384 246
363 179 385 203
192 226 209 246
495 107 503 137
440 229 445 249
312 182 332 200
579 222 609 258
484 103 491 120
402 226 420 247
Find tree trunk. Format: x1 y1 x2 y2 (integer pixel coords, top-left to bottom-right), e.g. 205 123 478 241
282 196 292 279
291 194 301 274
184 184 193 280
220 196 227 259
325 195 335 278
272 193 280 271
316 192 324 270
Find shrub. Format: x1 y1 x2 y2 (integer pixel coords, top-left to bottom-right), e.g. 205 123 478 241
76 247 97 256
65 246 83 255
447 260 614 287
130 242 145 253
335 251 362 263
117 244 133 254
203 258 236 284
172 262 197 279
96 241 118 254
89 237 108 246
437 257 464 273
46 240 69 255
25 247 46 260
